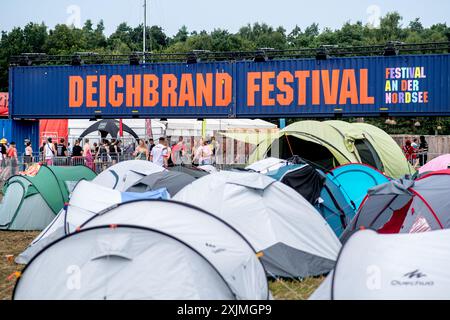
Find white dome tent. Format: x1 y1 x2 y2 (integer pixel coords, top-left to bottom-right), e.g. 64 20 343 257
15 199 269 300
14 226 236 300
174 171 341 278
16 180 169 264
93 160 165 191
310 229 450 300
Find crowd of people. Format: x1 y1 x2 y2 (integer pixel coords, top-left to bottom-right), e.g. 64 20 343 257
34 135 221 171
402 135 429 167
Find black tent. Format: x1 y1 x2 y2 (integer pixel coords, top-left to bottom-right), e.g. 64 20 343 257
79 120 139 140
126 171 196 196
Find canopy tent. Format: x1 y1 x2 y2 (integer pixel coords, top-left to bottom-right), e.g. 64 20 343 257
0 166 96 231
14 226 236 300
249 120 413 178
164 118 277 137
310 229 450 300
174 171 341 278
93 160 165 191
419 154 450 175
341 170 450 243
126 171 195 196
16 180 170 264
78 119 139 140
327 164 390 212
16 198 269 300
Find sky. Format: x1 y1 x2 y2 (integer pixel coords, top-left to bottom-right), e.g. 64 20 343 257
0 0 449 36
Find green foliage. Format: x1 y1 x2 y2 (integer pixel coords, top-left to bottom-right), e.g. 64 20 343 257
0 12 449 134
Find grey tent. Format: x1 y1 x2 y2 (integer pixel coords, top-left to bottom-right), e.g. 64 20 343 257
168 165 210 179
14 226 236 300
175 171 341 278
14 199 269 300
126 171 195 196
341 170 450 243
79 119 139 140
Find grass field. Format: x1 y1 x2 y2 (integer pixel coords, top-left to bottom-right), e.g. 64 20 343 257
0 230 323 300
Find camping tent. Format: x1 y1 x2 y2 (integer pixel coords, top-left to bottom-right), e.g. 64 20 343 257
316 170 357 237
168 165 210 179
14 226 235 300
93 160 165 191
249 120 413 178
419 154 450 175
250 158 363 237
79 119 139 140
327 164 390 211
15 199 269 300
80 199 269 299
341 170 450 242
266 164 325 204
16 180 170 264
0 166 96 231
310 229 450 300
126 171 195 196
246 157 287 174
174 171 341 278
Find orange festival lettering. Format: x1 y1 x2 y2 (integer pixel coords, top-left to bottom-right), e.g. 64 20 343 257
69 68 374 109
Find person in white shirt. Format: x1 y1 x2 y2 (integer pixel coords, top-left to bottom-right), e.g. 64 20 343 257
44 137 57 165
194 140 212 165
150 137 168 168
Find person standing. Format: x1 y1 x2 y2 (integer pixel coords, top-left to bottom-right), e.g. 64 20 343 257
133 139 149 160
403 140 418 167
194 140 212 165
418 135 428 166
171 136 186 165
56 138 68 165
44 137 56 165
83 138 94 170
7 141 18 176
71 139 83 157
148 138 156 155
150 137 168 168
209 136 220 164
0 138 7 171
109 139 119 164
24 141 33 169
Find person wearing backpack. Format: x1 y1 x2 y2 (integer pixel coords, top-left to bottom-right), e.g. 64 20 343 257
44 137 57 165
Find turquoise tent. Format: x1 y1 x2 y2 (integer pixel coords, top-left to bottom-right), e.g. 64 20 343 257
327 163 390 214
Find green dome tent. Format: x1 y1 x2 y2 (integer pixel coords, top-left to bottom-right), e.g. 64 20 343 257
0 166 96 230
249 120 413 179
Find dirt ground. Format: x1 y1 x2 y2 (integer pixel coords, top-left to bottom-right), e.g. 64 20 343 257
0 230 322 300
0 231 39 300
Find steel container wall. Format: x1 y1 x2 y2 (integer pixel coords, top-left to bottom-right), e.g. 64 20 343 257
10 62 233 119
0 120 39 154
9 54 450 119
235 54 450 117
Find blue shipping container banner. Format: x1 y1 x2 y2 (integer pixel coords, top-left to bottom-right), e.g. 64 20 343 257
9 54 450 119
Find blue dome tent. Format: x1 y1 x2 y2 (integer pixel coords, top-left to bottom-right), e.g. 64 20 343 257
327 164 390 212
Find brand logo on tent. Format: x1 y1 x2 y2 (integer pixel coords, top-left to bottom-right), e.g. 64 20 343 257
403 269 426 279
391 269 434 287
